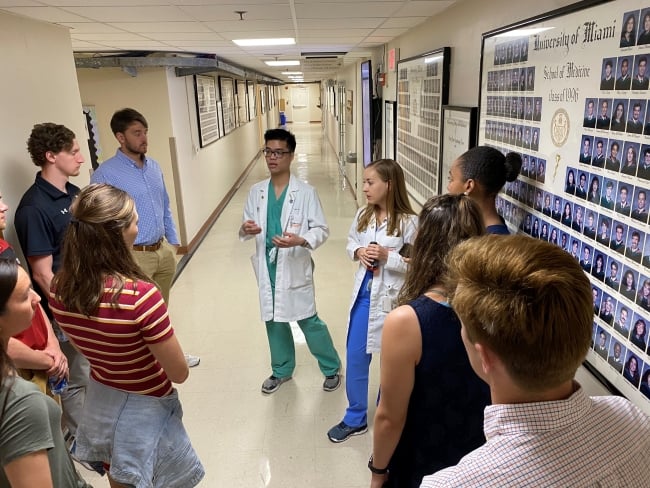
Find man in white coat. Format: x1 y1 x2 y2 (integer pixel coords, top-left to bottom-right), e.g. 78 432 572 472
239 128 341 394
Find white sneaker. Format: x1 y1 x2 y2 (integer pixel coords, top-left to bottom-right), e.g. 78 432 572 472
184 353 200 367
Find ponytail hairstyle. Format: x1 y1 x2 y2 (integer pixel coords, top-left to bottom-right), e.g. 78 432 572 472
456 146 522 196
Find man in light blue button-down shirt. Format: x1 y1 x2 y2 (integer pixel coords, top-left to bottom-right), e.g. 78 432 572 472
91 108 199 367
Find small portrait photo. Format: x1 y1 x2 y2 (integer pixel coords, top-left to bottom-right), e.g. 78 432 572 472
569 237 581 260
565 167 576 196
605 139 622 172
638 274 650 313
518 96 526 119
531 128 540 152
640 366 650 399
596 98 612 131
601 178 617 210
607 340 625 373
526 66 535 91
580 242 593 272
613 301 631 337
559 229 570 252
600 58 616 90
520 38 529 62
604 255 621 291
498 71 506 91
638 145 650 179
629 313 648 352
594 327 611 360
516 124 525 147
631 186 649 223
524 97 534 121
626 99 645 134
561 199 573 227
587 174 602 204
579 135 594 164
536 158 545 183
620 11 639 48
623 351 642 388
615 58 632 91
591 138 607 168
520 211 533 235
541 191 552 216
534 188 543 211
639 9 650 45
625 226 645 263
632 55 649 90
610 99 628 132
504 181 514 197
518 69 526 92
643 234 650 269
583 99 597 128
596 215 611 247
583 209 598 239
593 286 603 316
520 154 529 177
539 220 550 242
572 203 585 233
620 265 639 301
530 216 540 239
592 251 606 281
575 171 588 199
526 184 535 207
532 97 542 121
512 41 521 63
600 291 617 325
511 69 520 91
615 182 632 216
621 141 640 178
609 220 628 254
506 44 513 64
547 225 559 246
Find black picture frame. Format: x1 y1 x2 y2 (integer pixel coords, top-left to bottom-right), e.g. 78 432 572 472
396 46 450 206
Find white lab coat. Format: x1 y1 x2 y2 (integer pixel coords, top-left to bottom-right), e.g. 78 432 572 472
346 207 418 353
239 175 329 322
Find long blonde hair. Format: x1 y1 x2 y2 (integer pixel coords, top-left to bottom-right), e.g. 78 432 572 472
356 159 415 236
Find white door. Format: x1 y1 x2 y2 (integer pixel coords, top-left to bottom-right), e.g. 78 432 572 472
290 86 310 123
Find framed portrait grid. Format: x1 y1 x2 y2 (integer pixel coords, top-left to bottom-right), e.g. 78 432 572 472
193 75 220 147
479 0 650 413
396 47 450 207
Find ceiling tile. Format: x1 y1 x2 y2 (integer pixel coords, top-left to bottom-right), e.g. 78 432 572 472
60 22 124 33
295 2 402 19
144 32 227 42
71 32 151 41
108 22 213 33
393 0 455 17
60 6 195 23
3 6 90 22
179 4 292 22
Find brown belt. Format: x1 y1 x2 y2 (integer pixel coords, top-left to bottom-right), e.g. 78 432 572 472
133 239 163 252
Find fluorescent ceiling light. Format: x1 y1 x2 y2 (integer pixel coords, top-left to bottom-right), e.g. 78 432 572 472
495 27 554 38
233 38 295 46
282 71 303 75
265 60 300 66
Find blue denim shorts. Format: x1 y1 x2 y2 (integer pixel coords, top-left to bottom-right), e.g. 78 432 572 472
76 379 204 488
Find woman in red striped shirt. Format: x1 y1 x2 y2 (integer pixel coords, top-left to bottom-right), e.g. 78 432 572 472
49 183 204 488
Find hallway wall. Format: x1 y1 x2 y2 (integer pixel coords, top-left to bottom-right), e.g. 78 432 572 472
0 11 89 257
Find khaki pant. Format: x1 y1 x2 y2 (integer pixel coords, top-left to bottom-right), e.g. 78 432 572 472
132 240 177 303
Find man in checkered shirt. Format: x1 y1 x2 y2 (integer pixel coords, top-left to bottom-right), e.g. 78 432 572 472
421 235 650 487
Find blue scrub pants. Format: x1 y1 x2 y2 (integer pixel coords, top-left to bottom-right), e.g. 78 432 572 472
343 270 373 428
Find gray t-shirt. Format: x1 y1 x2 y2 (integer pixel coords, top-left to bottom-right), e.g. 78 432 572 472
0 376 89 487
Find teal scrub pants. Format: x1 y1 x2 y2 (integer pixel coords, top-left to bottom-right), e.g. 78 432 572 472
265 254 340 378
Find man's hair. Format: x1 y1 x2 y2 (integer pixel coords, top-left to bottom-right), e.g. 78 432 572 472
264 128 296 152
110 108 148 135
605 60 613 69
445 235 592 392
26 123 76 167
611 142 620 152
639 56 647 66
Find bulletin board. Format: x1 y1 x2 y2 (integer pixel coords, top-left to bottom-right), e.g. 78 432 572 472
480 0 650 413
441 105 478 194
396 47 450 206
247 80 256 120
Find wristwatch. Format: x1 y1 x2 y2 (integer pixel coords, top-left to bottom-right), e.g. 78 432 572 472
368 455 388 475
301 239 311 249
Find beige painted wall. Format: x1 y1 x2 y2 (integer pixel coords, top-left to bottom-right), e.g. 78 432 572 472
383 0 578 104
166 72 262 242
0 11 89 256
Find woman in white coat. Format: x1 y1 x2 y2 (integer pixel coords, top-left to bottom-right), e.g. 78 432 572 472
327 159 417 443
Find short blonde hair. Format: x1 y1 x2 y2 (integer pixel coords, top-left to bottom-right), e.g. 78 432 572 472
446 235 592 392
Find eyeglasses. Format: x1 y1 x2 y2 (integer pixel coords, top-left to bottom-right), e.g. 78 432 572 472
263 149 292 158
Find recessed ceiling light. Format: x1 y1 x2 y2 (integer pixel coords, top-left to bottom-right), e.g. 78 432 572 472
281 71 303 75
265 60 300 66
233 38 295 46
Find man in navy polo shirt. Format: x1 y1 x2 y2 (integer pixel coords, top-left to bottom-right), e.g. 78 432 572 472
91 108 199 367
14 122 89 438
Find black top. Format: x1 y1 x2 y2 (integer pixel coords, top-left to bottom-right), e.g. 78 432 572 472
385 296 490 488
14 172 79 316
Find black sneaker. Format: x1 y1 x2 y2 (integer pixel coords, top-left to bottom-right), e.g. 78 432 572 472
261 375 291 394
327 421 368 443
323 373 341 392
